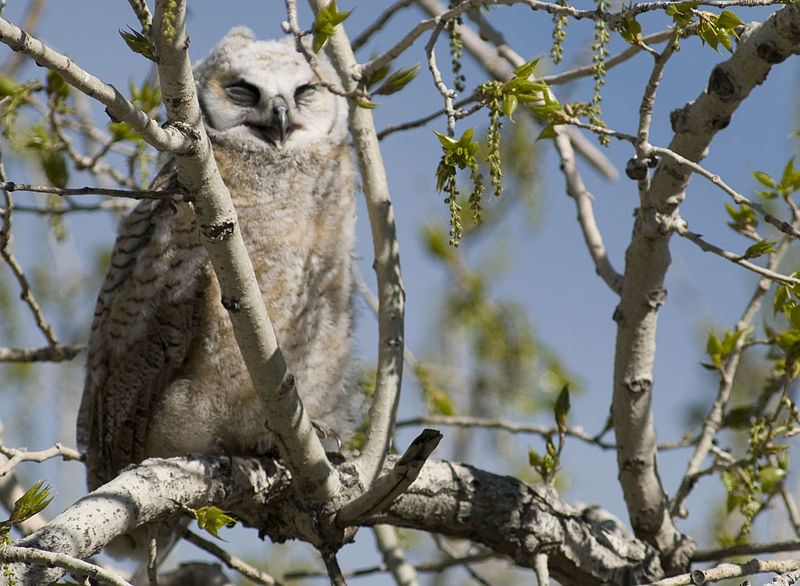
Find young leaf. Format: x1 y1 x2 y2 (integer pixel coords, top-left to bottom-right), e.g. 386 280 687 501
375 64 420 96
716 10 743 30
195 506 236 540
619 18 642 45
742 240 777 260
312 0 352 53
512 58 541 81
553 385 570 432
706 331 723 368
11 481 54 525
537 123 558 140
119 27 156 61
751 170 775 188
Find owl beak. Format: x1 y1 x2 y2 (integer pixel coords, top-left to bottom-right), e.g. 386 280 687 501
272 102 290 146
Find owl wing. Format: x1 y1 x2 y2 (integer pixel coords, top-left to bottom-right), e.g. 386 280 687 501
77 164 210 489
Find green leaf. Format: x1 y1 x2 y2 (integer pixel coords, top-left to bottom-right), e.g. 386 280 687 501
195 506 236 540
528 448 543 468
742 240 777 260
778 158 800 193
375 63 420 96
789 305 800 331
46 71 69 100
756 190 779 199
503 94 518 120
619 18 642 45
355 98 379 109
774 284 790 315
0 74 23 98
11 481 54 525
41 149 69 189
553 385 570 432
432 128 457 149
512 58 541 80
536 123 558 140
312 0 352 53
759 466 786 494
716 10 743 29
706 331 723 368
751 170 775 188
119 27 155 61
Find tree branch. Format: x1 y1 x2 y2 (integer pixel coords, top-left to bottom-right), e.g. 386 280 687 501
305 0 407 488
0 16 188 153
150 0 339 500
1 455 663 586
611 2 800 572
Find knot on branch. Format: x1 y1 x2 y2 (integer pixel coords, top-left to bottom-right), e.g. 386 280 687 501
707 65 739 103
625 155 659 181
756 40 787 64
200 220 234 241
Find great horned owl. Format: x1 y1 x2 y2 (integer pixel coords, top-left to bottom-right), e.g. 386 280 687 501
77 27 357 490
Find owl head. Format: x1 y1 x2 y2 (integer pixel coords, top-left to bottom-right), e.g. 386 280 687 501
194 27 347 153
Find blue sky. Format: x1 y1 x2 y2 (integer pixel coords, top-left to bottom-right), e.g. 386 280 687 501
1 1 799 582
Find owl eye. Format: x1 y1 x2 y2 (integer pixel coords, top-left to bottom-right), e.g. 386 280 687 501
294 83 318 105
224 80 260 106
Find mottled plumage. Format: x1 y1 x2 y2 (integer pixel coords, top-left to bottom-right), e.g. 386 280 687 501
77 27 357 490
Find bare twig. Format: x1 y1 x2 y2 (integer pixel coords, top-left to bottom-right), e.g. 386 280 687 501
534 553 550 586
552 130 623 294
0 0 47 76
0 545 133 586
649 145 800 240
336 429 442 526
0 443 83 477
693 539 800 563
0 344 83 362
0 181 184 201
645 558 800 586
352 0 415 52
675 225 800 286
372 525 420 586
180 527 281 586
0 16 189 153
0 161 61 348
397 414 616 449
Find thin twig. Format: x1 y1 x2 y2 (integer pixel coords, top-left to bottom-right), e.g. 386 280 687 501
0 443 83 477
396 414 616 449
0 16 189 153
552 130 623 294
650 145 800 240
0 181 185 201
351 0 415 52
675 224 800 286
0 545 133 586
646 558 800 586
180 527 281 585
0 160 61 348
0 344 83 363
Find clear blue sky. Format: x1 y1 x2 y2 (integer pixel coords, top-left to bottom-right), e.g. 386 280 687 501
1 1 799 582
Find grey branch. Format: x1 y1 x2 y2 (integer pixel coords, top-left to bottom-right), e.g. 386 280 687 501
0 17 187 153
611 2 800 572
0 344 83 363
150 0 339 500
0 455 663 585
336 429 442 526
305 0 407 489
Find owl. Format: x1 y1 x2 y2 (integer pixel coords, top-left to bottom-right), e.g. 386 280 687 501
77 27 357 491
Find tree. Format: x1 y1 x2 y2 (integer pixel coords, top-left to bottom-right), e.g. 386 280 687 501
0 0 799 584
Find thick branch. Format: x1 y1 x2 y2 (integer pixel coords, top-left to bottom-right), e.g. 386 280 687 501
150 0 338 500
611 2 800 572
1 455 663 586
305 0 406 488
